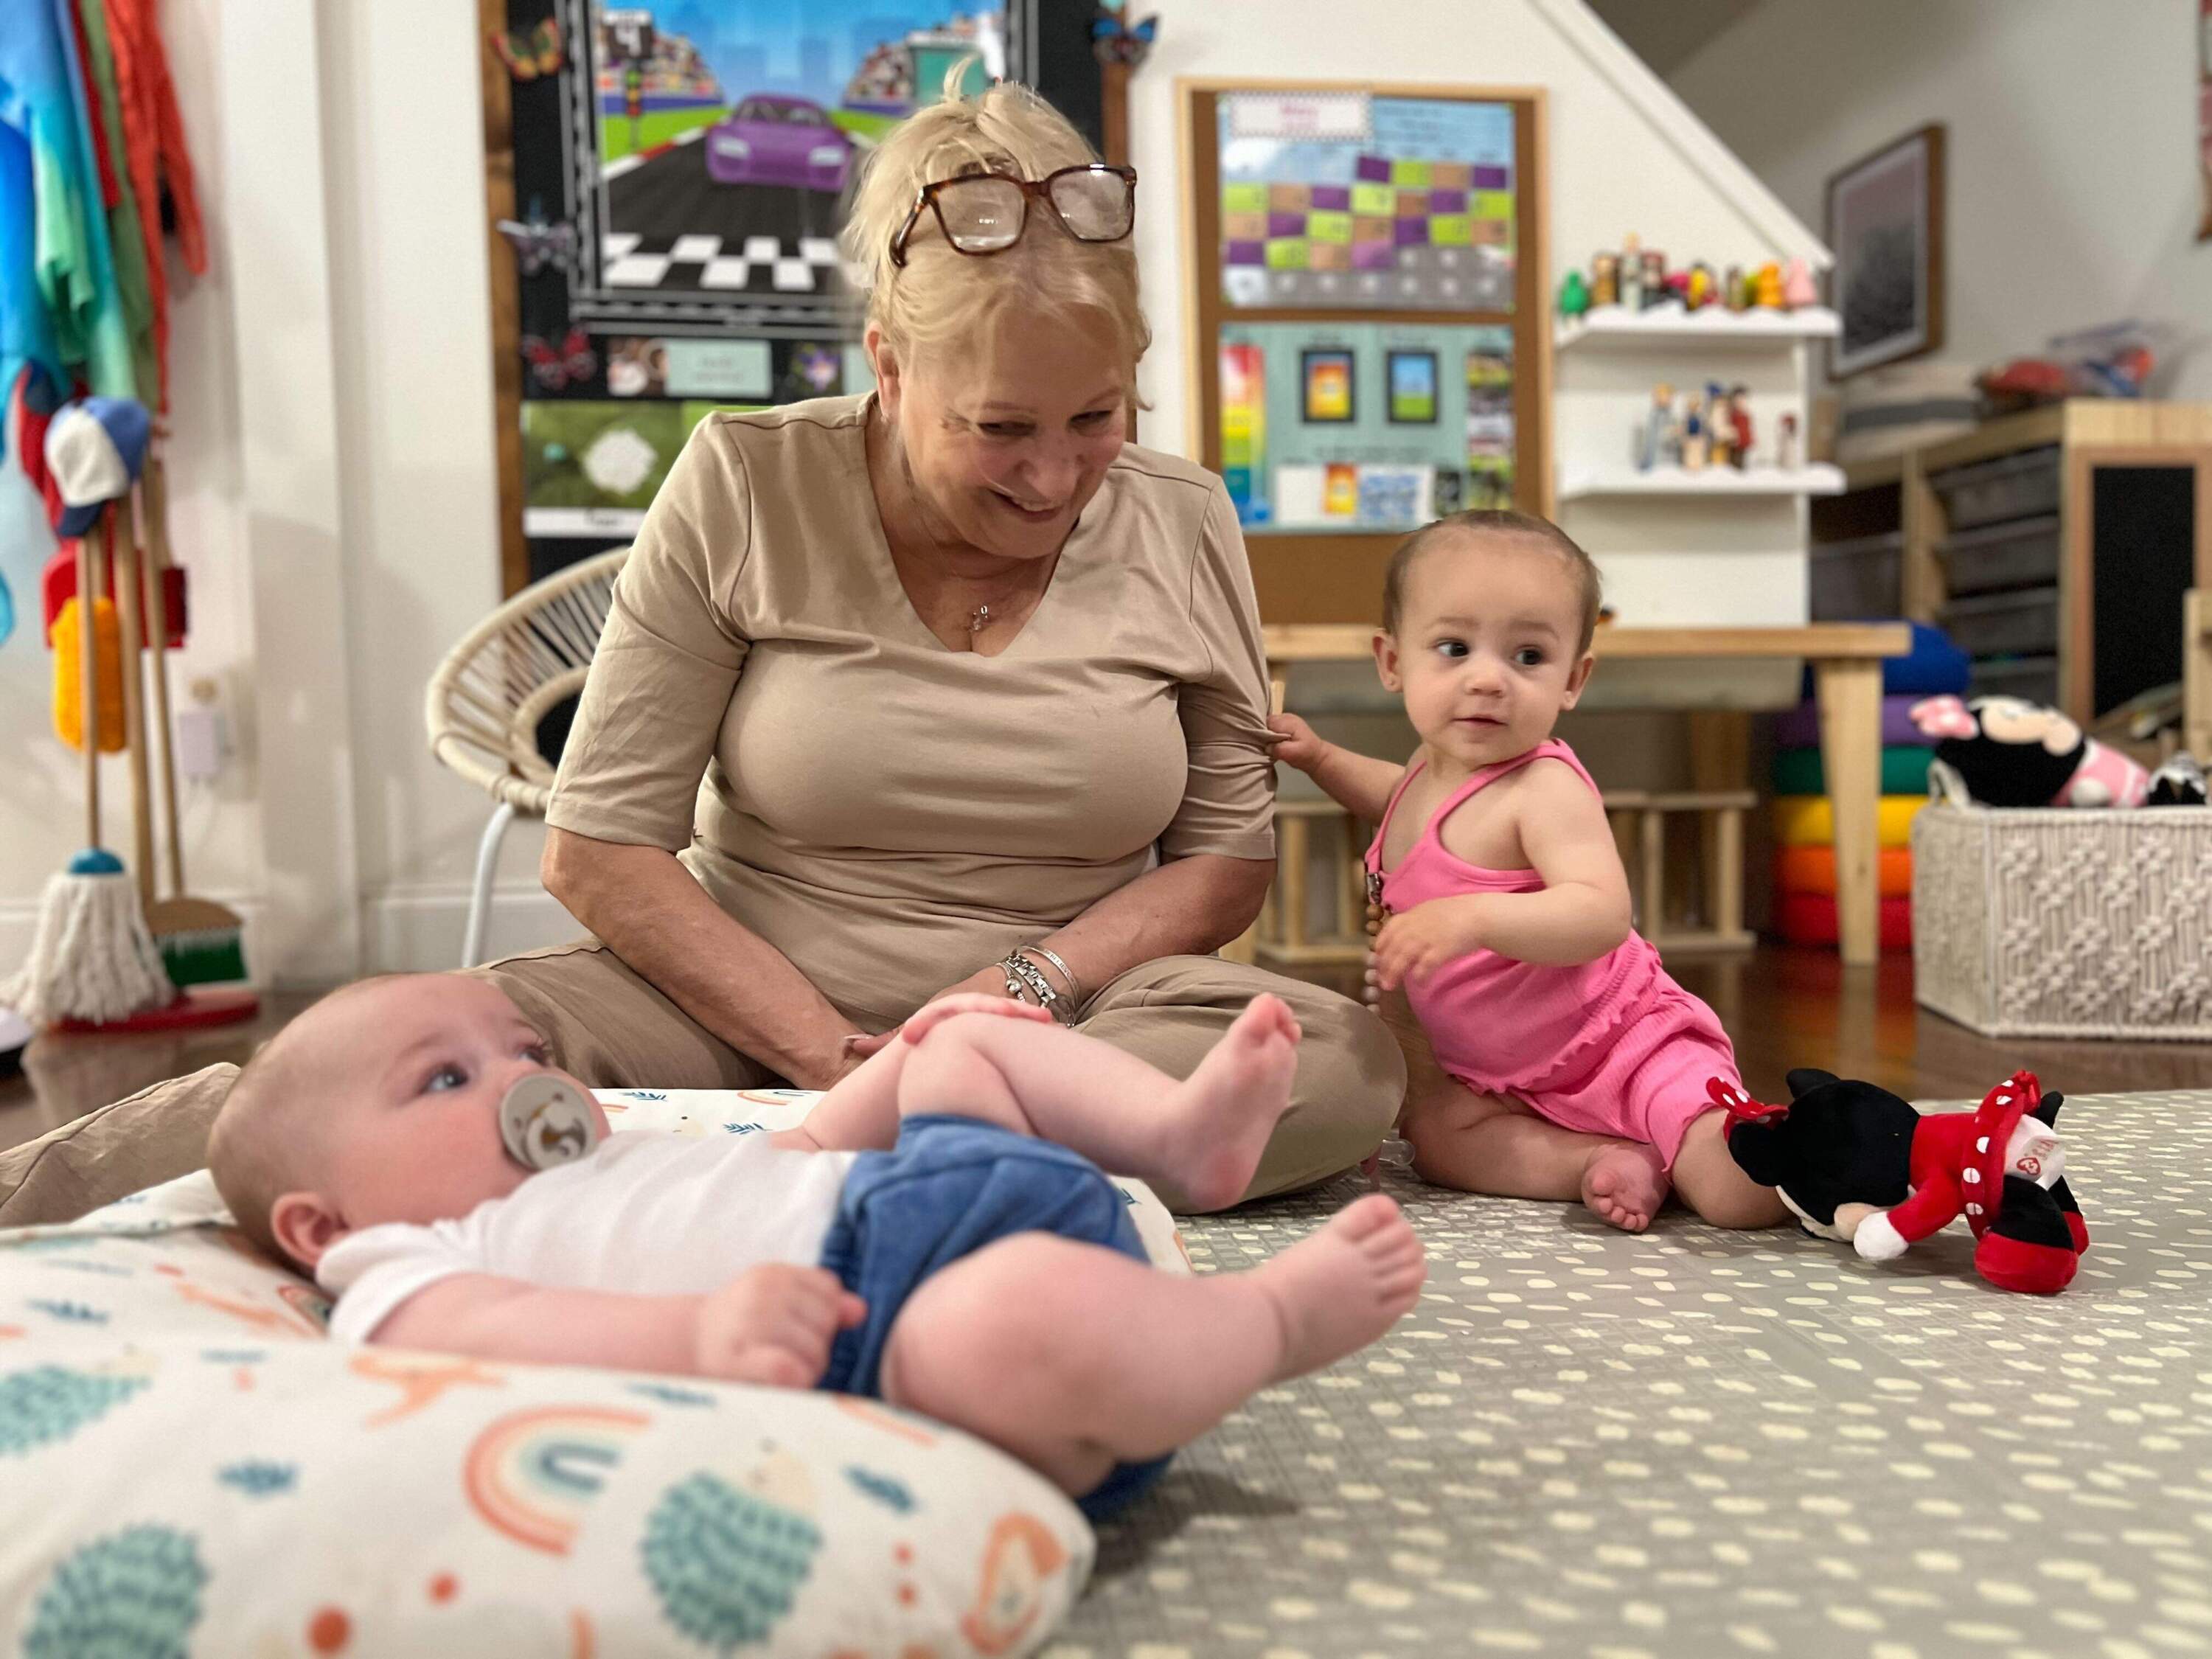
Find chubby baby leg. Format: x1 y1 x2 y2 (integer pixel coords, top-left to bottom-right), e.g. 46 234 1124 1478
876 1195 1426 1502
1402 1075 1669 1233
1669 1110 1789 1229
897 997 1303 1208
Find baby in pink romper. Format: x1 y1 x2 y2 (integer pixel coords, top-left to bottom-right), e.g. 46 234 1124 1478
1270 510 1786 1234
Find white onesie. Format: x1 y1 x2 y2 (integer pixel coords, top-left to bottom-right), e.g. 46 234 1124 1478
317 1133 859 1344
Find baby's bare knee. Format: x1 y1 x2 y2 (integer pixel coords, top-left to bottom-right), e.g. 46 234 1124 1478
880 1242 1085 1416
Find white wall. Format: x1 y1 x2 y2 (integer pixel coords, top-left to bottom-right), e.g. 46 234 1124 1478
317 0 571 970
1672 0 2212 399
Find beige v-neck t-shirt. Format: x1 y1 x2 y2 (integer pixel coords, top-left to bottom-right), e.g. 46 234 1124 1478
546 394 1276 1029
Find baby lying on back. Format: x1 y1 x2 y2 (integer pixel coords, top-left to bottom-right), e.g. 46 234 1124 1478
209 973 1425 1517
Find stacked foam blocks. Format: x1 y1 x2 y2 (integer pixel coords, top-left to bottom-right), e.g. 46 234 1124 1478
1765 623 1971 952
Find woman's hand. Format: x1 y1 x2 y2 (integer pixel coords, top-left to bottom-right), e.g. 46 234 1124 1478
830 967 1033 1074
1265 712 1332 774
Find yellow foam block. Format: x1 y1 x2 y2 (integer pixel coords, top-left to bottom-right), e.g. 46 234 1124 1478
1770 794 1927 849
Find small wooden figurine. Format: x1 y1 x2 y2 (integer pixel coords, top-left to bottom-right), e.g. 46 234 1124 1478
1725 264 1749 311
1753 262 1785 309
1558 269 1590 317
1681 392 1709 471
1618 237 1644 310
1727 385 1754 469
1638 383 1673 472
1776 411 1803 471
1781 256 1818 309
1591 253 1619 308
1640 250 1668 309
1686 262 1716 310
1705 381 1733 469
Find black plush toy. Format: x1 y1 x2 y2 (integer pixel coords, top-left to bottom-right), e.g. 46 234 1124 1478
1909 695 2149 807
1718 1068 2087 1295
2149 752 2209 806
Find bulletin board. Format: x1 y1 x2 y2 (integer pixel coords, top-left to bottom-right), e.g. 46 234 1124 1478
479 0 1119 596
1181 80 1551 625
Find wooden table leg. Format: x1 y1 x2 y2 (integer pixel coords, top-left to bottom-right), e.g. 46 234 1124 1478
1815 658 1883 966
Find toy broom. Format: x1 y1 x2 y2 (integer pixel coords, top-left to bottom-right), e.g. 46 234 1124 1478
137 453 250 987
0 418 175 1027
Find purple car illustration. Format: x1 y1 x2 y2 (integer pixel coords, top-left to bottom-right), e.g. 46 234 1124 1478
703 96 854 192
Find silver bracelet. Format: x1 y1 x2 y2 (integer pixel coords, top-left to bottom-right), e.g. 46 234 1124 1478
1016 945 1083 1008
1001 953 1065 1020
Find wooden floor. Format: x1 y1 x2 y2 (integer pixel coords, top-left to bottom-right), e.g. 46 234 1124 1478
2 948 2205 1157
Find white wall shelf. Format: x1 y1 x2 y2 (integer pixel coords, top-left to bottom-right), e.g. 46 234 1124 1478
1559 464 1846 501
1554 305 1841 352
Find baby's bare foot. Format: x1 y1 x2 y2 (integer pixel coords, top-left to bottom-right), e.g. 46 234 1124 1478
1256 1193 1425 1380
1582 1144 1669 1233
1169 994 1304 1210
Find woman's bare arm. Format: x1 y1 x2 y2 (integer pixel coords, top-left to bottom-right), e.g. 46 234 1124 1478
543 829 863 1089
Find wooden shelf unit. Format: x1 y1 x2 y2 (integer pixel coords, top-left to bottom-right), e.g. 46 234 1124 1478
1813 400 2212 724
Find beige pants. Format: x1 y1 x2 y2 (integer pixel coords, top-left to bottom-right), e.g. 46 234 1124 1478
0 944 1403 1228
477 939 1402 1211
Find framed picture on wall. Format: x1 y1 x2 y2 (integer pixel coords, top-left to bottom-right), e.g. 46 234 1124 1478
1826 123 1944 379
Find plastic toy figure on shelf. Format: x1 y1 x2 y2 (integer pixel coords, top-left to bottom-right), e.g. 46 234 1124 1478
1727 386 1753 470
1557 270 1590 317
1618 240 1644 310
1639 250 1667 310
1753 262 1785 309
1724 265 1749 311
1776 412 1802 470
1705 382 1732 469
1781 257 1818 309
1638 383 1674 472
1686 262 1716 310
1680 394 1709 471
1590 253 1619 308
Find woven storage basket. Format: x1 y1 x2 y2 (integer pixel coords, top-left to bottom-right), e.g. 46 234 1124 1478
1913 802 2212 1040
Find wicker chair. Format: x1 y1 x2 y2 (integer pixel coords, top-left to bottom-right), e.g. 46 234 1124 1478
425 547 630 967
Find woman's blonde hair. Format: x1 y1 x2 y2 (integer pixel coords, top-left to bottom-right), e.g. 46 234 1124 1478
842 74 1150 388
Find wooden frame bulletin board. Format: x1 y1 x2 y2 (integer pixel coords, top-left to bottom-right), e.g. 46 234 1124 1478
1182 79 1551 625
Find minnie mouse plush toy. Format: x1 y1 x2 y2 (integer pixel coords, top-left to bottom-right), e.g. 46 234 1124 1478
1719 1069 2087 1295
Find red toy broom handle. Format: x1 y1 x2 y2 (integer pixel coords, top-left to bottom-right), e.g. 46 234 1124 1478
142 456 184 897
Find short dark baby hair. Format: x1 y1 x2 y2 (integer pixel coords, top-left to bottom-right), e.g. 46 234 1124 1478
1381 509 1604 654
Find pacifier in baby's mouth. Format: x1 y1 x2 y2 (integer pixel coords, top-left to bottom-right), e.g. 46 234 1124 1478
498 1074 604 1171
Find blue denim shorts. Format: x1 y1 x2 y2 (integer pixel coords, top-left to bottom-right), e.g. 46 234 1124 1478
816 1113 1171 1520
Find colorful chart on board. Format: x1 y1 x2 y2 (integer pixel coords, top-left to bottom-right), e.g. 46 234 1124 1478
1217 91 1516 312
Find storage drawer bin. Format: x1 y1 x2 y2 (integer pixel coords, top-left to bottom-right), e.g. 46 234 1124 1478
1809 533 1904 620
1967 654 2059 706
1930 445 2061 529
1940 585 2059 655
1913 802 2212 1038
1937 515 2060 596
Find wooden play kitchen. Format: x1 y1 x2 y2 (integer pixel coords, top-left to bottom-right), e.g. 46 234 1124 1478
1233 623 1911 968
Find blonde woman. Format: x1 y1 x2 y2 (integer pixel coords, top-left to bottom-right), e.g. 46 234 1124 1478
0 82 1402 1223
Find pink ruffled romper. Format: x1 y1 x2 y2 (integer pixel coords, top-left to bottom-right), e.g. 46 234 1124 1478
1367 739 1740 1169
